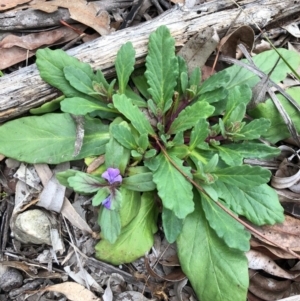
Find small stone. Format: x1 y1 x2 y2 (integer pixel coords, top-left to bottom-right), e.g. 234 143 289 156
14 209 51 245
0 267 23 292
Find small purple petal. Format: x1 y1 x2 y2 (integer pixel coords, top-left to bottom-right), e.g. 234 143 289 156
113 174 122 183
102 168 122 184
102 195 112 209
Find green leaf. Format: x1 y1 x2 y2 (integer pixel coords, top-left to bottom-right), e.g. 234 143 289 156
212 144 244 166
204 153 219 172
113 94 155 136
64 66 96 96
56 170 78 188
144 149 157 159
148 153 194 219
105 136 130 175
248 87 300 143
111 122 138 150
131 68 150 99
95 192 158 265
168 101 214 134
162 207 183 243
199 70 231 94
127 166 151 176
180 72 189 94
98 207 121 244
30 96 64 115
94 69 109 90
225 103 246 127
197 88 227 104
225 48 300 89
176 56 188 95
193 156 218 184
213 165 271 188
177 198 248 301
137 134 149 150
68 173 105 194
234 118 270 140
172 131 184 146
61 97 114 115
189 119 209 151
109 188 123 211
116 42 136 93
92 187 110 206
200 192 250 252
124 86 147 107
122 173 156 191
119 187 141 227
223 85 251 125
213 142 280 166
167 145 189 159
189 67 201 87
0 113 109 164
36 48 94 97
211 181 284 225
145 26 178 113
107 79 116 98
131 150 143 160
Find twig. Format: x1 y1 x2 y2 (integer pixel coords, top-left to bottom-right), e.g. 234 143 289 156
151 0 164 14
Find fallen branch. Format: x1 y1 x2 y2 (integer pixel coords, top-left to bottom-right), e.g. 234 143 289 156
1 0 299 122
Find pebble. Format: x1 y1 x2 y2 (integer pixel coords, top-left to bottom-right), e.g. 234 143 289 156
14 209 51 245
0 266 23 292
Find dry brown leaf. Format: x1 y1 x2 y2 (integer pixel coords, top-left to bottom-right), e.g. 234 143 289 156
276 188 300 203
146 257 186 282
253 39 272 54
86 155 105 174
178 27 219 74
0 0 31 11
38 163 69 212
251 237 297 259
201 65 216 81
283 23 300 38
218 25 254 58
251 215 300 252
31 0 111 35
29 1 58 13
272 158 300 190
247 250 300 279
64 266 103 293
61 197 95 236
0 24 86 50
0 24 86 70
248 269 292 301
43 282 101 301
0 47 35 70
271 145 300 192
1 261 63 279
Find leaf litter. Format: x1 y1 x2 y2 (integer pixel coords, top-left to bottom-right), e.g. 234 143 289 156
2 1 300 301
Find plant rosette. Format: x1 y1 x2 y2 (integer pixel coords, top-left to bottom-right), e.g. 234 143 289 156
2 25 300 301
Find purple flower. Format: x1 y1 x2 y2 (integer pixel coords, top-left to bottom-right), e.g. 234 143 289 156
102 168 122 184
102 195 112 209
101 168 122 210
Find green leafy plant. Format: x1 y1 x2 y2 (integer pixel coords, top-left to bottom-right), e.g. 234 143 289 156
3 25 300 301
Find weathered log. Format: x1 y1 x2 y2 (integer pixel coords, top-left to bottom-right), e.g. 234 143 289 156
1 0 299 122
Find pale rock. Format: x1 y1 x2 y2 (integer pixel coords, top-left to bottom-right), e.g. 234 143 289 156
14 209 51 245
